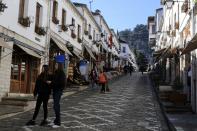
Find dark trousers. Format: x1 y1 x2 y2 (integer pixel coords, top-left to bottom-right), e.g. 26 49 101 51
32 94 49 120
100 83 106 92
53 89 62 125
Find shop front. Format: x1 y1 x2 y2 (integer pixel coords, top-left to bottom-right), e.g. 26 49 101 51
10 44 41 94
49 37 72 73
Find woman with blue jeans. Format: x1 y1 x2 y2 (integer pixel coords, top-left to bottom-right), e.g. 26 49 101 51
51 63 66 128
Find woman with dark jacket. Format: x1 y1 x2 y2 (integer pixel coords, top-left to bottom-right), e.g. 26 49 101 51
50 63 66 128
26 65 52 126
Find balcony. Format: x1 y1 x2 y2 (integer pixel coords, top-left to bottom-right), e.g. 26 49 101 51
18 17 31 27
35 26 46 36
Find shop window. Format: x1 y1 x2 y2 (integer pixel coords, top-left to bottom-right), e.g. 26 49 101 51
123 47 126 53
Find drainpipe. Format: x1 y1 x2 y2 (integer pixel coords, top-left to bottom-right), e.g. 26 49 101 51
44 0 52 65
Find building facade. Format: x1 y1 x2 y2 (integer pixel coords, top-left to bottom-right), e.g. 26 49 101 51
0 0 124 100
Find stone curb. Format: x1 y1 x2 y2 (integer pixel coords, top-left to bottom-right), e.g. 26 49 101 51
148 73 177 131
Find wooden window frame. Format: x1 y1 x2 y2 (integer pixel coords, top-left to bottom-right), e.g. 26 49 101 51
61 9 67 31
19 0 25 19
35 3 46 36
77 25 82 43
52 1 59 24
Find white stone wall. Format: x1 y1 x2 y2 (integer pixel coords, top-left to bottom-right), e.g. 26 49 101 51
0 0 48 49
0 42 13 101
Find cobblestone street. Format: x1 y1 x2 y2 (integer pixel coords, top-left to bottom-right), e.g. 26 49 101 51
0 73 169 131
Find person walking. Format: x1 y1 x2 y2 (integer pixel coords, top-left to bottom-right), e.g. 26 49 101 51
26 65 52 126
129 65 133 76
89 68 97 89
50 63 66 128
99 70 107 93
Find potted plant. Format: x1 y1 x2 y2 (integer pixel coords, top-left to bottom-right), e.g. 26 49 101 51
18 17 31 27
62 25 68 32
84 30 88 35
52 17 59 24
78 38 82 43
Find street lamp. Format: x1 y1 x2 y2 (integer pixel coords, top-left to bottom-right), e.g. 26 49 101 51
68 24 75 31
58 24 75 32
0 1 7 12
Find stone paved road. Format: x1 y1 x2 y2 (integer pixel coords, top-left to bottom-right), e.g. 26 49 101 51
0 73 169 131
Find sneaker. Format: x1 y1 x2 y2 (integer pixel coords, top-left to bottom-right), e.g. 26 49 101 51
48 122 54 126
40 120 48 126
52 124 60 128
26 120 36 126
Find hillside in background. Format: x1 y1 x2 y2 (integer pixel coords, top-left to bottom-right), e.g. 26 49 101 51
119 24 151 60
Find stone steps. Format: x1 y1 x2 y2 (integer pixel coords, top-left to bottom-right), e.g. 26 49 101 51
0 96 36 111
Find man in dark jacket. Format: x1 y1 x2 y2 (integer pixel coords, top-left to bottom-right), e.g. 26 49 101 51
50 63 66 128
26 65 52 126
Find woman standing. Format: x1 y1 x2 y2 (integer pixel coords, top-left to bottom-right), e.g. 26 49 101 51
99 70 107 93
51 63 66 128
26 65 52 126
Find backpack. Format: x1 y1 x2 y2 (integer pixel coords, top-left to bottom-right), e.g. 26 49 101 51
99 73 107 83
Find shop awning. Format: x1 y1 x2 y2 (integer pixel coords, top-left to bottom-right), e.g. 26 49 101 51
160 46 171 59
181 34 197 55
153 48 166 57
16 44 41 58
51 37 72 56
101 42 109 52
83 44 96 60
0 38 12 49
73 48 83 60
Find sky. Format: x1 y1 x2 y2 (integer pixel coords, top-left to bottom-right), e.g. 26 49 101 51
71 0 161 31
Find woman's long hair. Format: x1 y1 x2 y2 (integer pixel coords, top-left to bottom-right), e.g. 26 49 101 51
39 65 49 82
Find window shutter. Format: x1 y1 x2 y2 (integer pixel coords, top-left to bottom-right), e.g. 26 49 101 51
19 0 25 18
